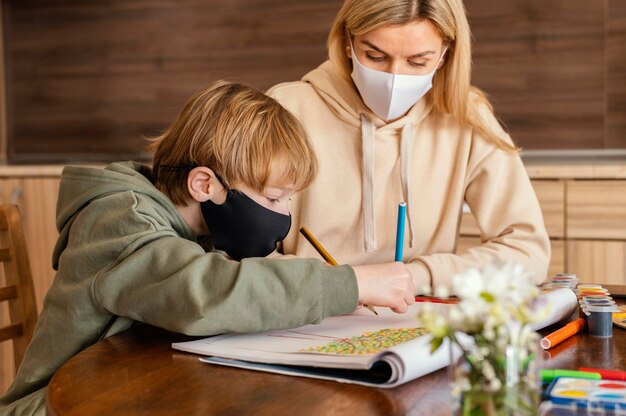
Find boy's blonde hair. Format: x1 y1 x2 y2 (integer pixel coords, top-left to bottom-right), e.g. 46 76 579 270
327 0 517 152
148 81 318 205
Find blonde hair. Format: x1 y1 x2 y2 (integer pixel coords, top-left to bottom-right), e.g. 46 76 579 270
148 80 318 205
327 0 517 152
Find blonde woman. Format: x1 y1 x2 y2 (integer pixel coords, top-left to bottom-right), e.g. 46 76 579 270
269 0 550 292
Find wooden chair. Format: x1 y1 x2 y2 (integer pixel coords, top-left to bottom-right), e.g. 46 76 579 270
0 204 38 371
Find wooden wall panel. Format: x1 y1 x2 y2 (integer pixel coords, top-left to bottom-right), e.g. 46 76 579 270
3 0 341 162
607 0 626 148
467 0 606 150
3 0 626 160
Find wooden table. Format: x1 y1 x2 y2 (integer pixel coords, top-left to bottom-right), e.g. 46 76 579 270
47 287 626 416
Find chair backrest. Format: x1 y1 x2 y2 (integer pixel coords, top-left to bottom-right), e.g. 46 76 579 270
0 204 38 371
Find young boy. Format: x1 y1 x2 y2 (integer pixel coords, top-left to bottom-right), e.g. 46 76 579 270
0 81 414 415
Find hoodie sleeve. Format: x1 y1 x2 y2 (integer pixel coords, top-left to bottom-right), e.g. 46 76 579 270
89 211 358 336
60 192 358 335
406 112 551 292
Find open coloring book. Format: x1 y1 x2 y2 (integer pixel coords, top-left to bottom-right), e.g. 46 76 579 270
172 288 577 388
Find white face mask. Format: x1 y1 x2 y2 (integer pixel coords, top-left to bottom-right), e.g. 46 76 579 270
350 42 447 121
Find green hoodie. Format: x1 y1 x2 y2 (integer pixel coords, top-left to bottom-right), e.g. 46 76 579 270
0 162 358 415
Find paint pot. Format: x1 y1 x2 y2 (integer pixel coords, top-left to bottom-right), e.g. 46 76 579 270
577 284 602 290
580 297 615 306
583 305 619 338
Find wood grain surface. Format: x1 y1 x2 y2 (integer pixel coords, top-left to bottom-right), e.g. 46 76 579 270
46 289 626 415
3 0 626 162
3 0 340 162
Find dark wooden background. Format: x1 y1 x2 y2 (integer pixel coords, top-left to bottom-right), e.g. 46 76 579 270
469 0 626 150
2 0 626 163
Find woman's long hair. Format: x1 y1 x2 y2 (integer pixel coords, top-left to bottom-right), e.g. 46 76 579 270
327 0 517 152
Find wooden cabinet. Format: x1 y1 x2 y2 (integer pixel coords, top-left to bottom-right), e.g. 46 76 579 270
564 180 626 285
459 170 626 286
567 181 626 239
0 167 62 394
567 240 626 285
533 181 566 239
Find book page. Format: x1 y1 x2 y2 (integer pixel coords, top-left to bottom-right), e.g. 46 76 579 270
173 289 577 386
174 303 442 369
532 288 578 330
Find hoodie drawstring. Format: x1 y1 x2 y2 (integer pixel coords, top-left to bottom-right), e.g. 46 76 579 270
361 114 377 252
360 116 416 253
400 123 415 248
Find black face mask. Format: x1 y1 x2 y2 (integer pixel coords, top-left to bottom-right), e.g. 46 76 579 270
200 190 291 261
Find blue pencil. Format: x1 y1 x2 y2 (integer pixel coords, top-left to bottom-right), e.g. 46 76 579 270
395 202 407 262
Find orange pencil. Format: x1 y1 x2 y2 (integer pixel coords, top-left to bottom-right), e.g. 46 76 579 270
540 318 586 350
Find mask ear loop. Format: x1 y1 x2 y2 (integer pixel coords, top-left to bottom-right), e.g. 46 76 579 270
211 171 227 190
437 45 448 68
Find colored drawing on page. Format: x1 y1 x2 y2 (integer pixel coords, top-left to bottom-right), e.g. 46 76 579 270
300 327 428 355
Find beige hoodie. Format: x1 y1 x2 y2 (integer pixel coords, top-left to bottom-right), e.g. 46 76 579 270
268 60 550 292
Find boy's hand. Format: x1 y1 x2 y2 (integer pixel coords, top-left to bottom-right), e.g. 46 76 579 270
352 263 416 313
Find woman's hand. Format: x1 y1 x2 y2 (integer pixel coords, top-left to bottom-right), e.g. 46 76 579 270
352 263 415 313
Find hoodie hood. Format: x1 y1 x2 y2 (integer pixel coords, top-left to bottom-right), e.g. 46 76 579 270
302 60 434 252
54 161 195 266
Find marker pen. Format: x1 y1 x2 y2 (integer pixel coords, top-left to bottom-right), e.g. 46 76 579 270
540 369 602 382
578 368 626 381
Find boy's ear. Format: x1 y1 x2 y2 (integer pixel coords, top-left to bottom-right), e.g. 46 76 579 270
187 167 226 204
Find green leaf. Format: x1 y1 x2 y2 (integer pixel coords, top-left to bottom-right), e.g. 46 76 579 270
480 292 495 303
430 336 444 353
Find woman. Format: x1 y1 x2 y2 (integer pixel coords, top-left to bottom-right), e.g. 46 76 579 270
268 0 550 292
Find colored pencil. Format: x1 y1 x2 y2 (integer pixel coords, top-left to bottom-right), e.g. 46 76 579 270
414 296 459 304
299 226 338 266
299 226 378 316
395 202 406 262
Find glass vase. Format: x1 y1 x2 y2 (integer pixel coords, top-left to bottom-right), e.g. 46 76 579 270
449 338 540 416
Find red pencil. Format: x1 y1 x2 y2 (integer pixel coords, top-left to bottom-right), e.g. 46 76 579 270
414 296 459 304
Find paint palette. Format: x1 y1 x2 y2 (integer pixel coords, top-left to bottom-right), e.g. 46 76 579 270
546 377 626 412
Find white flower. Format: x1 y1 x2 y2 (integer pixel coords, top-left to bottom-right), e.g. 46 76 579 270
417 262 545 410
451 267 485 300
447 307 466 328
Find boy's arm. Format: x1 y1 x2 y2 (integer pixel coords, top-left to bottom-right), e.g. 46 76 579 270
93 235 359 336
